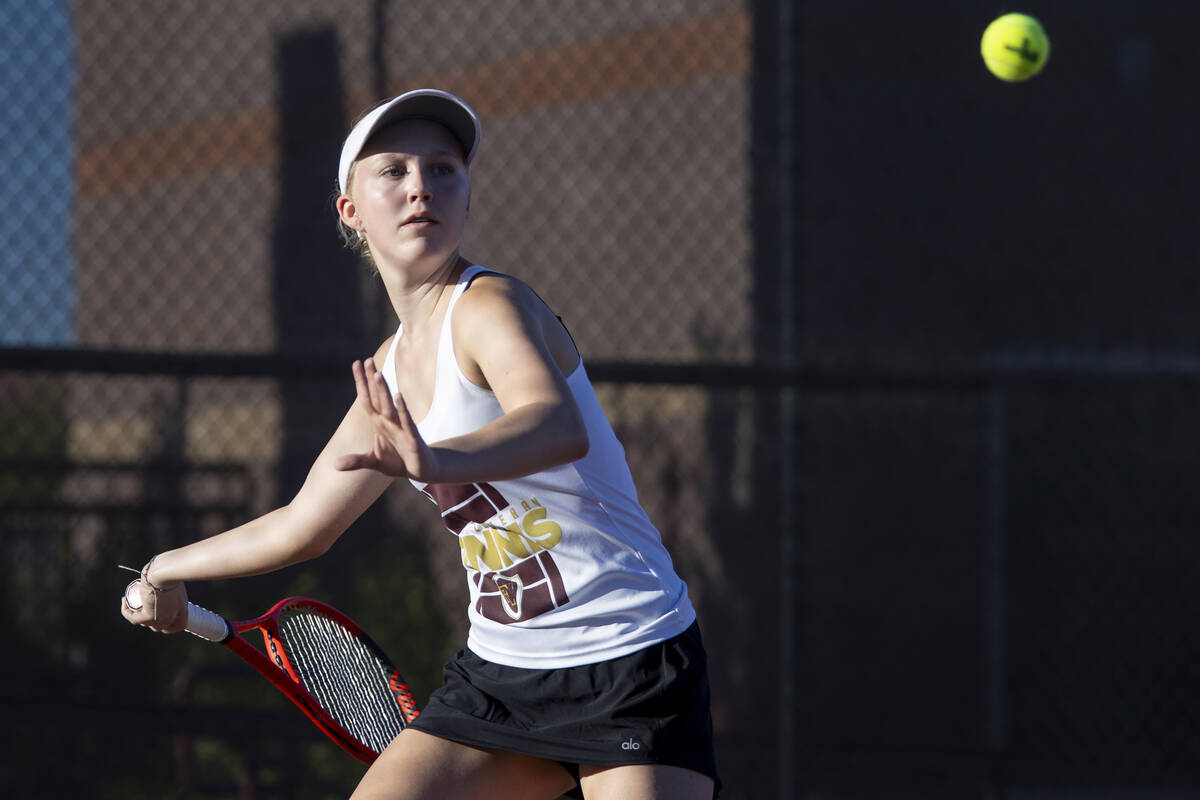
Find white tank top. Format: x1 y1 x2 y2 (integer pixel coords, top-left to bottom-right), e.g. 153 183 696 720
381 266 695 668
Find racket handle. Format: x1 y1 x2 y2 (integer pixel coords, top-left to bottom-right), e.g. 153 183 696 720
185 602 233 643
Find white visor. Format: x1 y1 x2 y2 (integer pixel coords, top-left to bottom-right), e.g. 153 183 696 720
337 89 481 193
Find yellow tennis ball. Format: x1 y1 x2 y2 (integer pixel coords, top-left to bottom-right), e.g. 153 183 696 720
981 13 1050 82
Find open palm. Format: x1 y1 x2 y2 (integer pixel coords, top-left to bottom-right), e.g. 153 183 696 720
335 358 437 481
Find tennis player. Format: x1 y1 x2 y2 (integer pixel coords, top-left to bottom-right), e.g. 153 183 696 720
121 89 718 799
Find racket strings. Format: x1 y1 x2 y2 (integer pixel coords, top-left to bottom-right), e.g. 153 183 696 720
277 607 408 755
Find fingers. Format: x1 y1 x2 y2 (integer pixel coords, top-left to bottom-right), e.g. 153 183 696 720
352 359 373 411
121 579 153 624
120 594 140 622
392 387 416 431
364 360 386 414
363 359 401 422
342 358 422 479
121 594 167 632
353 359 403 422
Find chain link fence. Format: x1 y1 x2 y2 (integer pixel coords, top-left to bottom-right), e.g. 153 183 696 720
3 1 1200 798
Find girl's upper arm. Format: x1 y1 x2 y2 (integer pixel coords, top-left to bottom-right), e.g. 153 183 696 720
451 276 575 411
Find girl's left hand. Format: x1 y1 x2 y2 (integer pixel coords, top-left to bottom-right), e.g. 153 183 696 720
334 358 438 481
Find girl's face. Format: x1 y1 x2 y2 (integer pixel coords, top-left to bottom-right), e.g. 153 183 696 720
342 119 470 270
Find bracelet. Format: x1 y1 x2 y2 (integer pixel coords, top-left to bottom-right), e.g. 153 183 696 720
141 556 181 593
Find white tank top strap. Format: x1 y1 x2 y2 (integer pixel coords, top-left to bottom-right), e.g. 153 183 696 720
380 323 402 397
446 264 497 316
435 264 499 381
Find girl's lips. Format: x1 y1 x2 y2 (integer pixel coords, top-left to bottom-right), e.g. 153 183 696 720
403 213 438 227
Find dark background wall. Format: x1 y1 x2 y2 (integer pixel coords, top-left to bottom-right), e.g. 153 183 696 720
759 2 1200 795
794 0 1196 359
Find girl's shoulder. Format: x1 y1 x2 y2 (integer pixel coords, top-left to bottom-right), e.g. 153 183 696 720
457 269 545 316
451 270 555 347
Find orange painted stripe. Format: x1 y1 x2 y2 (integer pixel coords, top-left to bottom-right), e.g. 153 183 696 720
77 11 749 198
393 10 751 117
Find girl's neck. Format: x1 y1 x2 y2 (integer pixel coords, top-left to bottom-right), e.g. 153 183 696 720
382 252 468 334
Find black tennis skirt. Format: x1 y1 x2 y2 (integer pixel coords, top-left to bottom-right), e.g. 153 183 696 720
408 621 720 797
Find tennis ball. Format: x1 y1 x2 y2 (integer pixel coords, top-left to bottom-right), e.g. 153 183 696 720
981 13 1050 82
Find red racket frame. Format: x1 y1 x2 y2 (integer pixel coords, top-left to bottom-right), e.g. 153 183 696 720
210 597 419 765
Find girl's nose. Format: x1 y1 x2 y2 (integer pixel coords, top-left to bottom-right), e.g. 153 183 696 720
408 168 433 201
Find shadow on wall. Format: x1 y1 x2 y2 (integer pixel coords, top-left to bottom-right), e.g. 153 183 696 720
271 27 365 502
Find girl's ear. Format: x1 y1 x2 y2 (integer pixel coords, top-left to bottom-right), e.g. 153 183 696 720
336 194 364 233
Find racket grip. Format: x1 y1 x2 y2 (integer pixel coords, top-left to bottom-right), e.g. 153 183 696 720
185 602 233 642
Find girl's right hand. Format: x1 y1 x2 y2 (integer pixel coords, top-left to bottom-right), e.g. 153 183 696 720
334 358 439 481
120 577 189 634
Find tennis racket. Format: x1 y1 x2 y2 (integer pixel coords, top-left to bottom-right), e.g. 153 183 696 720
127 585 419 764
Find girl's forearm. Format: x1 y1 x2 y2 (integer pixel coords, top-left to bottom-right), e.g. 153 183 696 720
429 400 588 484
143 505 329 588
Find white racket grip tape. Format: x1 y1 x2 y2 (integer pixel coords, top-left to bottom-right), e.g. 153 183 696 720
185 603 233 642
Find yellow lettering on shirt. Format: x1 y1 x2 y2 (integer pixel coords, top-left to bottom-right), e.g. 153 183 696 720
458 501 564 571
486 524 531 567
521 507 562 549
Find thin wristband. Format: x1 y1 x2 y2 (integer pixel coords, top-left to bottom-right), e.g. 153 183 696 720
141 556 181 593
